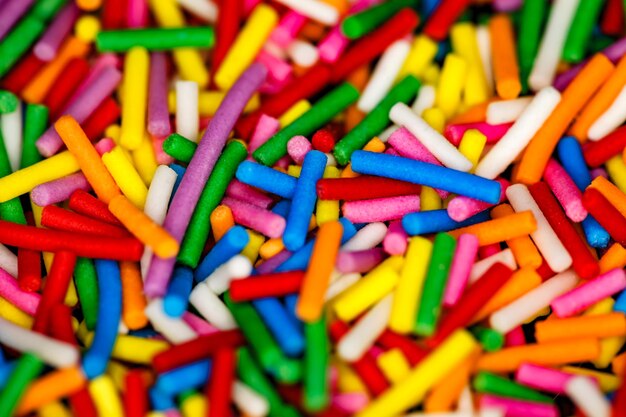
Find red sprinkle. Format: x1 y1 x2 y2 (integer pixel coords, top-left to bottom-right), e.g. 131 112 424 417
316 176 422 201
583 188 626 245
312 129 336 153
583 125 626 167
69 189 124 226
207 348 236 417
229 271 304 301
42 205 129 238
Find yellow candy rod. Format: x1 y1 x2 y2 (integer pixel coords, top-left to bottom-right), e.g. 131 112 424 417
120 47 150 150
102 147 149 209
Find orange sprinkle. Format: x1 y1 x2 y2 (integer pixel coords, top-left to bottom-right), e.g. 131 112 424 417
447 100 493 125
341 138 385 178
599 243 626 273
16 367 86 415
448 210 537 245
535 313 626 343
476 338 600 372
210 205 235 241
120 262 148 330
517 54 614 184
259 238 285 260
570 54 626 141
490 204 542 268
21 37 90 104
54 115 121 204
108 194 179 259
424 348 480 412
489 14 521 99
296 221 343 322
589 175 626 218
613 351 626 376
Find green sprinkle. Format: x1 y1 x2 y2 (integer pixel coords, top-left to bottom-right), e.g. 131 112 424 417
0 353 44 417
21 104 48 169
473 371 554 404
0 16 45 78
341 0 418 39
30 0 67 21
470 325 504 352
162 133 197 163
178 140 247 268
97 27 215 52
518 0 547 93
334 75 420 165
0 91 18 114
74 257 99 331
0 129 25 225
253 83 359 166
415 233 456 336
562 0 605 63
304 317 330 412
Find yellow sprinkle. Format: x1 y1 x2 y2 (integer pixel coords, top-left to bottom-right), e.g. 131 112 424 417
334 256 403 322
242 230 265 263
214 4 279 90
120 47 150 150
279 100 312 127
38 401 72 417
458 129 487 172
106 361 129 391
75 15 101 43
420 186 442 211
84 333 169 365
436 53 468 119
89 375 124 417
389 237 433 334
317 166 340 225
377 348 411 384
0 151 80 203
606 155 626 193
288 165 302 177
0 297 33 328
422 63 441 86
105 124 121 143
451 23 490 107
102 147 149 209
181 392 207 417
132 133 158 185
422 107 446 133
335 359 368 394
397 35 438 81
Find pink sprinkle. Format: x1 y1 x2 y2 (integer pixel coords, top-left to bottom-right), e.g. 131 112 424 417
182 312 219 335
336 248 386 273
222 196 286 238
342 195 421 223
318 27 351 63
226 180 274 209
443 234 479 307
479 244 501 259
480 394 559 417
332 392 369 414
127 0 149 28
445 122 512 146
287 135 312 165
243 0 262 14
256 50 293 84
33 3 79 61
447 178 509 221
515 364 581 394
388 127 449 199
94 138 116 155
275 155 292 170
551 268 626 318
31 173 92 206
505 326 526 347
270 11 307 47
382 220 408 255
248 114 281 155
543 159 587 222
0 268 41 315
152 135 175 165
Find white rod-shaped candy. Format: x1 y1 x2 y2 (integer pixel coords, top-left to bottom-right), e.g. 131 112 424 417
0 100 22 172
587 84 626 141
0 243 18 277
140 165 178 277
337 294 393 362
486 97 533 125
506 184 573 272
475 26 494 96
206 255 253 295
189 283 238 330
341 222 388 251
325 273 361 301
490 269 579 333
287 39 319 68
565 376 611 417
475 87 561 179
145 299 197 344
378 125 398 142
528 0 580 91
273 0 339 25
405 413 474 417
411 84 436 116
176 0 217 23
390 103 473 172
358 39 412 113
233 381 270 417
457 386 475 414
469 248 517 284
0 316 79 367
176 80 199 142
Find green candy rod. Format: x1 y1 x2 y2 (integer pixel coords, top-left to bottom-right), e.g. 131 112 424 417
562 0 605 63
74 257 99 331
473 371 554 404
0 129 25 225
415 233 456 336
21 104 48 169
341 0 419 39
517 0 547 93
470 325 504 352
304 317 330 412
30 0 67 21
0 353 44 417
253 83 359 166
97 27 215 52
178 140 247 268
0 91 18 114
162 133 198 163
0 16 45 78
334 75 420 165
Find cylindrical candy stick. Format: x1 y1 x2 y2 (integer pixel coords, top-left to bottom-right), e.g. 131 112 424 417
543 159 587 222
489 14 521 99
120 47 150 150
565 376 611 417
147 52 171 137
479 395 558 417
443 234 479 307
0 353 43 417
588 85 626 141
222 197 285 239
535 312 626 344
342 195 421 223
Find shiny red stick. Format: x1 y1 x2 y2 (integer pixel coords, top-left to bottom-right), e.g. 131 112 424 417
82 98 121 141
583 125 626 167
229 271 304 301
0 52 44 93
42 205 129 238
207 348 236 417
124 370 148 417
69 190 124 226
316 176 422 201
423 0 472 41
49 304 78 345
69 387 98 417
583 188 626 245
